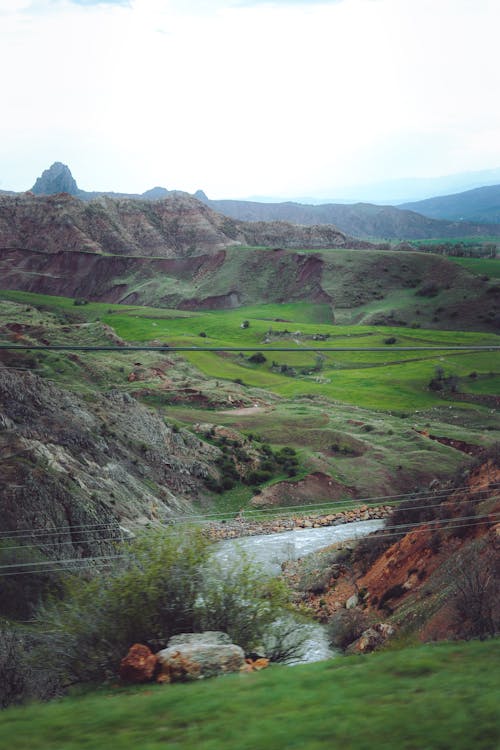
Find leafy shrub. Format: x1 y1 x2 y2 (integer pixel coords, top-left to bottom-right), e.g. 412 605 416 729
35 528 210 682
248 352 267 364
195 555 291 654
34 528 299 682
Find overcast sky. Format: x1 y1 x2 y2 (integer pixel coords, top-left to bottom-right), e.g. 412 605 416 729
1 0 500 200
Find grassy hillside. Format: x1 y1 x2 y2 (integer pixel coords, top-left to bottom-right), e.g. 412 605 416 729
2 290 499 507
0 639 497 750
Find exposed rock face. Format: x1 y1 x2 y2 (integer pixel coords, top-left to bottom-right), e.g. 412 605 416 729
157 632 246 681
31 162 79 196
0 193 243 258
0 367 219 558
0 190 365 260
119 644 158 683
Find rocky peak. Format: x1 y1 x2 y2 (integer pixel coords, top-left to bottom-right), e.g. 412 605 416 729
31 162 79 196
194 189 209 203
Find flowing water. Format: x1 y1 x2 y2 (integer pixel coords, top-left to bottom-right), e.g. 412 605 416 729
214 519 384 664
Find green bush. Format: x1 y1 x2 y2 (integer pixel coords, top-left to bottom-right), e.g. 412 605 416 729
35 528 209 682
195 555 291 653
34 528 300 683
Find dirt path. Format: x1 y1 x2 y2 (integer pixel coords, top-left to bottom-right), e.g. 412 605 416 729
217 404 271 416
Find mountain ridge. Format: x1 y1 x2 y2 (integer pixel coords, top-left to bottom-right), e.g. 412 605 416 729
17 162 500 240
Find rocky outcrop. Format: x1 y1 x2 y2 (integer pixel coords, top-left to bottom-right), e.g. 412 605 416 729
0 367 220 558
157 632 246 682
31 162 79 197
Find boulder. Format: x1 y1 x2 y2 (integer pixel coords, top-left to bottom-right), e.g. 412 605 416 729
346 627 383 654
346 622 396 654
157 632 246 682
346 594 359 609
119 643 158 683
374 622 396 639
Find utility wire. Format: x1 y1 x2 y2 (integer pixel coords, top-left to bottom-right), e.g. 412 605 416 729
1 481 498 540
1 344 500 352
0 512 496 577
0 518 494 578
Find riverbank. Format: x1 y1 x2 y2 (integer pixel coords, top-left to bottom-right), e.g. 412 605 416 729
204 504 391 540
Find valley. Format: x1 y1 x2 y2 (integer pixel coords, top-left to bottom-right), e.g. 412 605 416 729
0 188 498 738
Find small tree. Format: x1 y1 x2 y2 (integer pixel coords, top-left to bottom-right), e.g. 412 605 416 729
448 541 499 640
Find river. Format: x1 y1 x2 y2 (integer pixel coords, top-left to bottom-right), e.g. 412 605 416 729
213 518 384 664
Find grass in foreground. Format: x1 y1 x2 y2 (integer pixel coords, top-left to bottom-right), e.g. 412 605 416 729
0 640 498 750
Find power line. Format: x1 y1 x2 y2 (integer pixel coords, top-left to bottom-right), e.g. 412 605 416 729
0 512 496 577
0 518 494 578
1 344 500 353
1 481 498 541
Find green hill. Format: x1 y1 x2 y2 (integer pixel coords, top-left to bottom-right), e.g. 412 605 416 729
0 639 497 750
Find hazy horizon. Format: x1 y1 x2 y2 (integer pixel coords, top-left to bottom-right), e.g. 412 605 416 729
2 1 500 203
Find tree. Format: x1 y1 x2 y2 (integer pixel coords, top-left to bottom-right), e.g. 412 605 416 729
448 540 499 640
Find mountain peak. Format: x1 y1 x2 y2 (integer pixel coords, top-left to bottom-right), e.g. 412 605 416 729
31 162 79 196
194 189 209 203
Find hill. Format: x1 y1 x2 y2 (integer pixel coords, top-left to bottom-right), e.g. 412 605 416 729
402 184 500 224
22 162 500 240
0 192 363 259
197 195 500 240
0 639 497 750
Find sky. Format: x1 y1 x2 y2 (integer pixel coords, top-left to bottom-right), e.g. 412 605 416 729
1 0 500 201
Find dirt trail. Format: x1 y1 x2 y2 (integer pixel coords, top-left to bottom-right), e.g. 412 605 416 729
217 404 271 416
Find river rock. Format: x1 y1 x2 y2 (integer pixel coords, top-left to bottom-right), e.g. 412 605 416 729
346 593 359 609
157 632 246 682
346 627 383 654
119 643 158 683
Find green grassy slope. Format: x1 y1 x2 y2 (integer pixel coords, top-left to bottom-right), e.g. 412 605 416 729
0 640 497 750
2 291 499 504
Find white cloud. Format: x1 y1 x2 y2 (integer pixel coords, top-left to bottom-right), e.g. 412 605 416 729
1 0 500 197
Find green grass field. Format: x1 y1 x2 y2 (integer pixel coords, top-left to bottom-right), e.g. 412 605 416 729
450 256 500 278
2 290 499 411
0 640 497 750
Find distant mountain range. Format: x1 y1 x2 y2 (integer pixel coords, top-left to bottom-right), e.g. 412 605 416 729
401 184 500 224
10 162 500 241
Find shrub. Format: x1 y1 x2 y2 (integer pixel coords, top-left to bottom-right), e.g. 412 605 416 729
35 528 210 682
34 528 300 682
194 555 291 654
248 352 267 364
416 281 440 298
0 620 29 708
447 541 499 640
